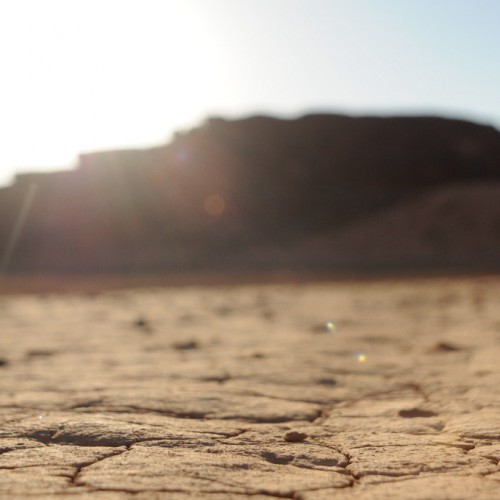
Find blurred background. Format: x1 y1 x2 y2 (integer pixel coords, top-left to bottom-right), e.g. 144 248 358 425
1 0 499 278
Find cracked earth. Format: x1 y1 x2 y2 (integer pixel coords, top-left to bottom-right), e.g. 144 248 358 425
0 276 499 499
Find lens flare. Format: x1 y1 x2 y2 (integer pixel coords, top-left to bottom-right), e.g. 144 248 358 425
325 321 336 333
204 194 226 216
357 353 367 363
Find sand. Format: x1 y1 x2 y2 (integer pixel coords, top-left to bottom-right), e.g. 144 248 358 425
0 276 498 498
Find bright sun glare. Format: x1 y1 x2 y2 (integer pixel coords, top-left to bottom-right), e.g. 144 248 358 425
3 0 499 187
0 0 230 184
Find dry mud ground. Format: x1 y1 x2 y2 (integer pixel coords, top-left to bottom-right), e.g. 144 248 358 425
0 276 499 499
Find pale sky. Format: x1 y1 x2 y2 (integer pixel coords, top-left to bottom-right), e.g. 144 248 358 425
0 0 499 186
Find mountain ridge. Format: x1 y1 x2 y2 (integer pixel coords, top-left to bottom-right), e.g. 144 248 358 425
1 113 499 274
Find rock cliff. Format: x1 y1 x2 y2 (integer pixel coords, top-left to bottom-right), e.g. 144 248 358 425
1 114 499 273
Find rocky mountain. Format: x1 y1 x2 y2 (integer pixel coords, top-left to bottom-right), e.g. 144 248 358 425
1 113 499 274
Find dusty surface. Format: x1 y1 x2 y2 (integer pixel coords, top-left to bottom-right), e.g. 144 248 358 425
0 277 499 499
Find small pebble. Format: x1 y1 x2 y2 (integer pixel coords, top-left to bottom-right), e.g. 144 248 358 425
251 352 265 359
284 431 308 442
433 341 461 352
173 340 199 351
133 317 153 333
399 408 438 418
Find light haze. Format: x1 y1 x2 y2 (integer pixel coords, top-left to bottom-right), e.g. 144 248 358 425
0 0 499 186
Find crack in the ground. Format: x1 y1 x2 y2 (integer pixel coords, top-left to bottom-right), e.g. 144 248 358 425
337 450 358 486
236 389 339 406
103 406 209 419
86 415 248 438
303 409 324 424
253 491 296 499
80 470 299 498
404 382 430 402
219 429 249 440
196 373 232 384
68 445 130 487
434 441 476 452
63 406 318 424
480 467 500 477
312 439 437 485
81 486 244 495
27 428 59 446
483 456 499 467
183 470 353 498
189 474 298 499
185 472 267 494
312 405 333 425
323 442 476 452
305 440 357 486
67 399 105 410
357 473 423 486
218 412 322 424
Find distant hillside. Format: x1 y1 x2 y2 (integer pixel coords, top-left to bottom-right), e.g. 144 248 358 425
272 182 500 271
1 114 499 274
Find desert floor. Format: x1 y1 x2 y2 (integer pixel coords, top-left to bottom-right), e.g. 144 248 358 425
0 275 499 499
